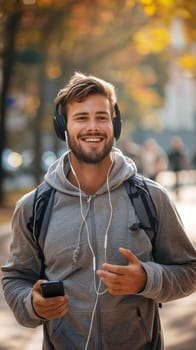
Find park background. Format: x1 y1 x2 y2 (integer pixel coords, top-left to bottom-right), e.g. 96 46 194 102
0 1 196 349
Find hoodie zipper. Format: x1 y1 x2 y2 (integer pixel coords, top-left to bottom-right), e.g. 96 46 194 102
89 196 103 350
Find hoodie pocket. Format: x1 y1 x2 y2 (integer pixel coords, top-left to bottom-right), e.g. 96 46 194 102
46 315 88 350
102 302 152 350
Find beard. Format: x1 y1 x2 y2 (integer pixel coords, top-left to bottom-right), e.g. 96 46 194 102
67 133 114 164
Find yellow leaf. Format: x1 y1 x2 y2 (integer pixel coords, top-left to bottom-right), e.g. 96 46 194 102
176 54 196 71
157 0 175 8
131 86 162 106
140 0 154 5
134 26 171 55
143 5 156 16
175 8 192 19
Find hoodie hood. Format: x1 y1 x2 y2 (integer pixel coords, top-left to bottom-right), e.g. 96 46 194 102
44 147 137 196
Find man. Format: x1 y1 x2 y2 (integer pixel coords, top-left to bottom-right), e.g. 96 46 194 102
1 72 196 350
167 135 190 199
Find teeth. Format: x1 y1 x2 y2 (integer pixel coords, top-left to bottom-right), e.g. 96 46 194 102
85 138 101 142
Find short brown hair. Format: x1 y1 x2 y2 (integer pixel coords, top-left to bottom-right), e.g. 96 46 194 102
55 72 117 116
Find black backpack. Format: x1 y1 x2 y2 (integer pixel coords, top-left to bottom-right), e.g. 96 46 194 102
27 174 158 277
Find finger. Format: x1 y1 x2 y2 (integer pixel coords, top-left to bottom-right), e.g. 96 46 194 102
98 263 125 275
97 269 121 284
107 285 130 296
45 297 68 312
42 303 68 319
37 296 69 319
33 279 48 295
119 247 139 264
42 295 66 305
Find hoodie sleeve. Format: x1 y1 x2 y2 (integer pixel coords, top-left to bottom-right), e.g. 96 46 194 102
139 181 196 302
1 191 45 328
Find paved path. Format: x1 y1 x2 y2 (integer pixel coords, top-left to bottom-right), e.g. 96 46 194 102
159 190 196 350
0 225 43 350
0 186 195 350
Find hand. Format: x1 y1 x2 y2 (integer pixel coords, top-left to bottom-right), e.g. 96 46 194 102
96 248 147 295
32 280 69 320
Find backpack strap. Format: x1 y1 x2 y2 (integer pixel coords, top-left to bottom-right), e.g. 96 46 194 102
28 176 158 274
27 181 55 278
125 174 158 257
34 184 55 249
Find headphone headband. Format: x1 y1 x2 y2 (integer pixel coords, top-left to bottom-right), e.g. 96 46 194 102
53 101 122 141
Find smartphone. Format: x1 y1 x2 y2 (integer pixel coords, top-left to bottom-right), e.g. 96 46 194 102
41 280 65 298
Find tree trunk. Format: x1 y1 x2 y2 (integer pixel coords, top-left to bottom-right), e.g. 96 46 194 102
0 4 22 204
33 63 47 186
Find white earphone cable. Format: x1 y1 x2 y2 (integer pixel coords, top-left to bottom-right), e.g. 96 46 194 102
68 152 114 350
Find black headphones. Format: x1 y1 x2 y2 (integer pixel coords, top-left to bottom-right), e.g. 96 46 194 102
53 101 122 141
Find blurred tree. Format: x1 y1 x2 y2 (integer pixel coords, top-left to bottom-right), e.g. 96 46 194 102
0 0 23 203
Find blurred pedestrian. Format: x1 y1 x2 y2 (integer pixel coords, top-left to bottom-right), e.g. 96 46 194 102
191 146 196 169
140 138 168 181
120 139 142 172
168 136 190 199
191 146 196 184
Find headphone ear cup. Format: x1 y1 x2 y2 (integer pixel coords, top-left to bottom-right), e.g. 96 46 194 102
113 104 122 140
53 102 67 141
53 102 121 141
53 114 67 141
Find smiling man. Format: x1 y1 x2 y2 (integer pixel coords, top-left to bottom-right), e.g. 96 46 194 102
67 94 113 161
2 72 196 350
66 94 115 194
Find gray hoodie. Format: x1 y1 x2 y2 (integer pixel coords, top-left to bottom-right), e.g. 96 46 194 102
1 148 196 350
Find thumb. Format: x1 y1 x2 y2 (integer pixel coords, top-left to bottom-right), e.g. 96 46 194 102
119 247 139 265
33 279 48 294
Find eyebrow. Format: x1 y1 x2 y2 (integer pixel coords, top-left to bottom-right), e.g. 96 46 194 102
73 112 88 117
73 111 110 117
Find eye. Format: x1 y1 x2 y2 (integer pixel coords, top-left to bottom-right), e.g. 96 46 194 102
75 115 87 121
97 114 109 121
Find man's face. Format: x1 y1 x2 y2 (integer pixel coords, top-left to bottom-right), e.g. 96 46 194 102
66 94 114 164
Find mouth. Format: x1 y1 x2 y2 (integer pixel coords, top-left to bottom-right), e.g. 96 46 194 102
80 135 104 143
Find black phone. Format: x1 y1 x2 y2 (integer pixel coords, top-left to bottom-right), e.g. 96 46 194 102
41 280 65 298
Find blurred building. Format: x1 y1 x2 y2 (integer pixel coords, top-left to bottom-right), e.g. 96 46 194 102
158 18 195 132
132 19 196 155
158 63 195 131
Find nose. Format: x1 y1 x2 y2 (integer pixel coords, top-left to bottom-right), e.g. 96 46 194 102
87 117 99 131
